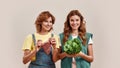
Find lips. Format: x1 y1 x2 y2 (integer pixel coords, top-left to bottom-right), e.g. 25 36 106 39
71 24 79 27
46 26 51 29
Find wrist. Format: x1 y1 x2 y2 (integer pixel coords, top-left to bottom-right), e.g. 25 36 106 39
52 45 57 49
32 49 37 54
53 47 57 50
79 51 84 57
64 52 68 57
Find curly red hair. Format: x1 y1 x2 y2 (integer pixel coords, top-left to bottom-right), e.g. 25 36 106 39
35 11 55 32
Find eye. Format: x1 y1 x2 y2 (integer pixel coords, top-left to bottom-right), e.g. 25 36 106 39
70 19 74 22
50 21 52 23
76 19 79 21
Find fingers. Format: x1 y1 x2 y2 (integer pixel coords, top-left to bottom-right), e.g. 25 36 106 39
37 40 42 47
66 53 78 57
49 38 56 45
35 40 42 52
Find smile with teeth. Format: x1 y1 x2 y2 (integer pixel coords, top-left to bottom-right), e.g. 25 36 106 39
72 24 79 27
45 26 51 29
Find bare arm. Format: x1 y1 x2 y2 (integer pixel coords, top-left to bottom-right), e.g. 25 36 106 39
59 52 70 59
50 37 60 62
53 46 71 61
58 48 76 59
23 49 37 64
52 48 60 62
23 40 42 64
77 44 94 62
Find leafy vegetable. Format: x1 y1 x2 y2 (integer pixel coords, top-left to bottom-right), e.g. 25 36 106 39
64 38 82 54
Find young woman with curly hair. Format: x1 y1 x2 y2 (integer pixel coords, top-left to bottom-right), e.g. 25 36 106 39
59 10 94 68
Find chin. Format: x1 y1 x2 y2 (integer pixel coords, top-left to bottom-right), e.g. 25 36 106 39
46 29 51 31
72 27 79 30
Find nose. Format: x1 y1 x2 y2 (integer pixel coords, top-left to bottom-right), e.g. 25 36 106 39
73 21 77 24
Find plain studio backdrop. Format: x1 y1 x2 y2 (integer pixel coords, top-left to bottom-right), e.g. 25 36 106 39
0 0 120 68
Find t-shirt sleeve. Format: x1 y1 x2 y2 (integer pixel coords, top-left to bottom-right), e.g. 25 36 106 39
22 34 33 50
88 37 93 45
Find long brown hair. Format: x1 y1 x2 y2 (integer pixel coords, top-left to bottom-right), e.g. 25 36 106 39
63 10 86 45
35 11 55 33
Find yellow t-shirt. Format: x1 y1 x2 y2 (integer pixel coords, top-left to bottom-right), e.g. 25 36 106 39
22 32 60 61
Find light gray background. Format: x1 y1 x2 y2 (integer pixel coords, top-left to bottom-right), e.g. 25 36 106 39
0 0 120 68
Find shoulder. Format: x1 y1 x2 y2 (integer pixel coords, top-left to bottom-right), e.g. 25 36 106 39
59 32 64 37
86 32 93 35
53 34 59 38
25 34 32 40
24 33 37 41
86 32 93 38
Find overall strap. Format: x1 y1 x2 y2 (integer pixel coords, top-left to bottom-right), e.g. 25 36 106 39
32 34 36 46
51 33 54 37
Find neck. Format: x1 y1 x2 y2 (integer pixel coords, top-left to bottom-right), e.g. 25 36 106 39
38 30 50 35
71 29 78 36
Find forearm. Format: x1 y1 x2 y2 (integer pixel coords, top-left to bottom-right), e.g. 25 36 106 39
52 48 59 62
59 52 67 59
23 49 37 64
78 52 93 62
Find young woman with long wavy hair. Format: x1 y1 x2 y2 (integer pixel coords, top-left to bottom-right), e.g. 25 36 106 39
59 10 94 68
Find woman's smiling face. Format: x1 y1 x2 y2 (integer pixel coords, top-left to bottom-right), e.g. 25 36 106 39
41 17 53 32
69 15 81 31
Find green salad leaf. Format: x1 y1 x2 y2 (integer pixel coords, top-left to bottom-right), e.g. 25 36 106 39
64 38 82 54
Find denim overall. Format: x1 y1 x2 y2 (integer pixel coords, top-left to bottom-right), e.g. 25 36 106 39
59 32 93 68
28 34 55 68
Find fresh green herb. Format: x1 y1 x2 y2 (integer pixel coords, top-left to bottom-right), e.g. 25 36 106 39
64 38 82 54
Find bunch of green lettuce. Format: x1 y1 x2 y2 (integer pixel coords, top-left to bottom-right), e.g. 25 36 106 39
64 38 82 54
